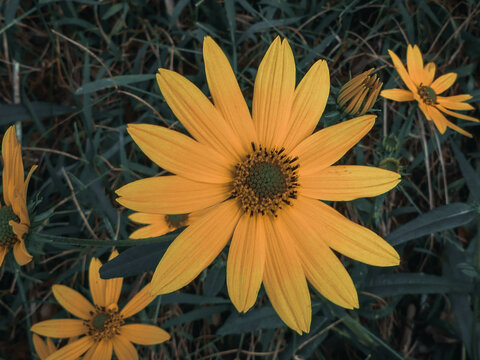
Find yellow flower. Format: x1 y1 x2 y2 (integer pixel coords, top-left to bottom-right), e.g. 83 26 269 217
30 251 170 360
0 125 37 267
116 36 401 334
337 68 383 115
381 44 479 137
128 212 200 239
33 334 57 360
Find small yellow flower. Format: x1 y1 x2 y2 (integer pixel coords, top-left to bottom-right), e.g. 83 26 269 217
30 251 170 360
0 126 37 267
116 36 401 334
381 44 479 137
33 334 57 360
337 68 383 115
128 211 200 239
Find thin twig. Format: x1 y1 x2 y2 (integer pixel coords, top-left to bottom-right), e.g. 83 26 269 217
417 113 433 210
61 167 99 240
430 123 449 204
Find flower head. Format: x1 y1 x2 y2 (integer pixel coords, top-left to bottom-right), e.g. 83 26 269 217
381 44 479 137
337 68 383 115
30 251 170 360
0 126 37 267
116 36 401 334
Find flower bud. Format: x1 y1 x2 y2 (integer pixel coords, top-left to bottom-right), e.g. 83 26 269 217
337 69 383 115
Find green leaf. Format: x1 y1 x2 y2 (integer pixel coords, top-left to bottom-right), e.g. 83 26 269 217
450 140 480 202
364 273 473 297
387 203 476 246
162 305 230 328
75 74 155 95
99 242 171 279
217 305 284 335
0 102 76 125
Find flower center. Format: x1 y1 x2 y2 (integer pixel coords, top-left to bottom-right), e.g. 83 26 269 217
418 85 437 106
85 305 124 341
232 143 299 216
165 214 189 229
0 206 19 248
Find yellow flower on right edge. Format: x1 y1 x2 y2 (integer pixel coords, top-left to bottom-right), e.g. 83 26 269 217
381 44 479 137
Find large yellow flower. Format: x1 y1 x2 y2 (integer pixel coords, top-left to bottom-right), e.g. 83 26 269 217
116 36 401 334
0 126 37 267
31 252 170 360
381 45 479 137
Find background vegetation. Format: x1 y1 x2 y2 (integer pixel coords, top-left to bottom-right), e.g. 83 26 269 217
0 0 479 358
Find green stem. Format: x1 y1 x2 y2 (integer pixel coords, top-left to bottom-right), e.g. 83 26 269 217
31 232 177 247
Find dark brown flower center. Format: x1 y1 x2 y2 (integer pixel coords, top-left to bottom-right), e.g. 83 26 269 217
165 214 189 229
0 206 19 247
85 305 124 341
232 143 299 216
418 85 437 106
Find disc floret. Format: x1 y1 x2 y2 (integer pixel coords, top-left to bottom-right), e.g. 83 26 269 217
0 206 19 248
232 143 299 216
84 304 125 342
418 85 437 105
165 214 189 229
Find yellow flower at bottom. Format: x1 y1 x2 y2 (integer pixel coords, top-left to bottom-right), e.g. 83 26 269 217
381 44 479 137
116 36 401 334
30 251 170 360
0 125 37 267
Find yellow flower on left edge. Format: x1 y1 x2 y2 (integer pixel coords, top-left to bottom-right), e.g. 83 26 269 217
0 125 37 267
31 251 170 360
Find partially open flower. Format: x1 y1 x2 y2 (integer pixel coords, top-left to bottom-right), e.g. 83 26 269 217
337 69 383 116
0 126 37 267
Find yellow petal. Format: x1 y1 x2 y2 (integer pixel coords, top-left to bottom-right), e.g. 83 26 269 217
52 285 95 320
203 36 257 154
89 257 107 307
387 49 417 93
120 283 156 318
24 164 37 194
156 69 242 161
301 165 400 201
127 124 232 184
10 221 28 240
252 37 295 148
120 324 170 344
33 334 52 360
112 335 138 360
129 223 171 239
298 197 400 266
0 246 7 267
105 253 123 307
263 214 311 334
283 59 330 151
2 126 21 207
438 94 472 102
292 115 376 176
46 336 94 360
282 203 359 309
116 176 230 214
46 338 56 355
82 343 98 360
12 240 32 266
418 101 432 121
437 105 480 122
428 106 447 133
437 97 474 110
380 88 414 102
90 339 112 360
31 319 86 338
433 106 473 137
406 45 424 86
151 200 241 295
430 73 457 95
422 62 436 86
227 213 266 312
